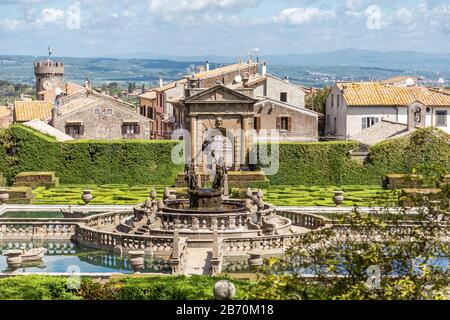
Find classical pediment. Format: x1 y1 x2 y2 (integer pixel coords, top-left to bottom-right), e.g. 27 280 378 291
185 85 257 104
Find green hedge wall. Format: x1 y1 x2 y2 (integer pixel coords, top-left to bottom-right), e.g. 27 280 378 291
0 125 448 187
0 125 183 186
257 141 379 185
258 128 450 186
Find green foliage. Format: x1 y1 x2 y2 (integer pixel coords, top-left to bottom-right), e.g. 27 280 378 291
0 125 183 186
0 275 252 300
256 194 450 300
0 275 80 300
259 128 449 186
368 127 450 181
258 141 379 185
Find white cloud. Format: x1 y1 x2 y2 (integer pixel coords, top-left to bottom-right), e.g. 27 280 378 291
0 19 24 31
148 0 257 13
273 7 335 25
346 0 363 10
41 8 65 23
396 8 413 24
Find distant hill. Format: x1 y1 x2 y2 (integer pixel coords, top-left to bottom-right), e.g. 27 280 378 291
106 49 450 70
0 51 448 88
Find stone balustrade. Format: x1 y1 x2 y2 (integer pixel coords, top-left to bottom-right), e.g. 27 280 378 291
277 210 329 229
158 212 252 231
221 233 308 255
83 211 131 229
77 224 174 257
0 222 77 240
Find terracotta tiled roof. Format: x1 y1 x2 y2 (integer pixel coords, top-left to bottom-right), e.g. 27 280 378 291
190 62 259 80
152 79 187 93
336 82 450 107
0 106 10 118
14 100 53 122
139 91 157 100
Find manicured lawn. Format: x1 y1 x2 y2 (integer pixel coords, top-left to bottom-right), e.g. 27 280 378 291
261 185 400 207
32 184 399 207
32 185 174 205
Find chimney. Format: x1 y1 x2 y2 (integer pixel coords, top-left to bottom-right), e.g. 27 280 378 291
159 77 164 89
262 62 267 76
51 105 57 126
206 60 210 71
284 76 289 83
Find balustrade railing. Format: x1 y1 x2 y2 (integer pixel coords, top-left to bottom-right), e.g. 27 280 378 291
159 212 251 231
0 222 77 240
277 211 328 229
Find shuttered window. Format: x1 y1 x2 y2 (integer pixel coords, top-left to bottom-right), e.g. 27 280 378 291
254 117 261 131
65 125 84 136
277 117 291 131
122 123 140 135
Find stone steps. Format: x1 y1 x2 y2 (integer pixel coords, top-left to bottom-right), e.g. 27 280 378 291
184 248 212 275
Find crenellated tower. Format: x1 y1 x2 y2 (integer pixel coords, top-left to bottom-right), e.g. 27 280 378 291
34 60 65 101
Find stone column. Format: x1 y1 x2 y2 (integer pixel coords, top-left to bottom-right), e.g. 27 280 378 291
241 115 251 167
190 115 197 166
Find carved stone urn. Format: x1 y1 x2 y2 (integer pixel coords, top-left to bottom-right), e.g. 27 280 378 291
248 253 264 269
5 250 23 272
333 191 344 207
128 251 144 274
81 190 93 205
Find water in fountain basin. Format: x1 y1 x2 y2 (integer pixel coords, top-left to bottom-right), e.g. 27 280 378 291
0 241 171 274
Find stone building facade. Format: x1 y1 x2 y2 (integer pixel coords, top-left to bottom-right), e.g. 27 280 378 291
325 82 450 139
184 85 257 171
51 90 153 140
253 99 318 142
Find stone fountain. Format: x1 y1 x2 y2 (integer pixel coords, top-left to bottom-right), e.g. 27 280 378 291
127 160 292 240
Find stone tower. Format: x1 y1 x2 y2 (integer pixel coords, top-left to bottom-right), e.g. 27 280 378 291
34 60 65 101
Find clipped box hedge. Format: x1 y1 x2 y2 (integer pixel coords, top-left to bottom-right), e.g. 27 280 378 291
256 141 380 185
257 128 450 186
0 125 448 187
0 125 183 186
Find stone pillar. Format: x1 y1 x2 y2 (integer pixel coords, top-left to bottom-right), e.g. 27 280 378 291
241 115 251 168
212 230 220 260
172 230 179 259
190 115 197 166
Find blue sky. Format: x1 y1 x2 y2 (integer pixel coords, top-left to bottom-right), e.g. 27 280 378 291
0 0 449 57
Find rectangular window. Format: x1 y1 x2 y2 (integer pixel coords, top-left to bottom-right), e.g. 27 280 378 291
331 94 334 107
65 124 84 136
106 108 113 115
362 117 379 130
280 92 287 103
337 95 340 107
436 110 447 127
93 108 100 115
254 117 261 131
122 123 140 135
278 116 291 131
148 107 154 119
326 115 330 127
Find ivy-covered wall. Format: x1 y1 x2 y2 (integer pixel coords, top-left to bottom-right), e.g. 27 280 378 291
257 141 380 185
258 128 450 186
0 125 183 185
0 125 448 187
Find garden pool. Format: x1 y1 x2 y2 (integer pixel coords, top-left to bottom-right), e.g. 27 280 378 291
0 241 171 274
